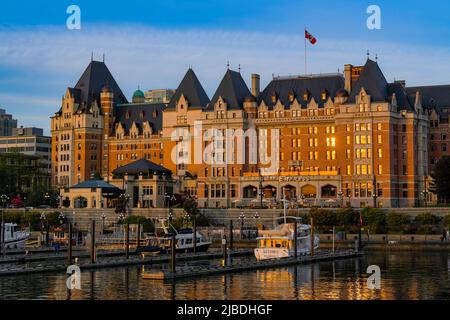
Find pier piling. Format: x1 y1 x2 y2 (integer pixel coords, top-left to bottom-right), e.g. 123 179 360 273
222 235 227 267
171 234 176 273
91 220 96 264
229 220 233 252
294 220 298 259
125 223 129 259
193 219 197 254
310 217 315 257
68 223 73 265
137 223 141 250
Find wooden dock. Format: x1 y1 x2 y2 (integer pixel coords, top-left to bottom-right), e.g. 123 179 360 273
0 249 252 277
142 250 363 280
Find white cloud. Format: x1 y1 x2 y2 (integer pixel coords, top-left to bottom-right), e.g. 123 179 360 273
1 24 450 132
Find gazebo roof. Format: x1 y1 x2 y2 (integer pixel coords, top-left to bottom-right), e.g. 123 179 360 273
112 158 172 176
71 179 122 193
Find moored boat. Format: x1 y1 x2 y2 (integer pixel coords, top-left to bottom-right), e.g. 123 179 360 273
254 220 319 261
1 223 30 250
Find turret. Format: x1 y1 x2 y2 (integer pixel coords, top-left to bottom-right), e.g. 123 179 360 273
101 85 114 135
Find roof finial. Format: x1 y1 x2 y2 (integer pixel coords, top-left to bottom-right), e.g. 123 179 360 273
91 52 94 61
238 64 241 73
103 53 105 63
366 49 370 59
227 61 230 69
375 53 378 62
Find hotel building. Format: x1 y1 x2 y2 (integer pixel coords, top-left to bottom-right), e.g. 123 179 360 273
51 58 450 208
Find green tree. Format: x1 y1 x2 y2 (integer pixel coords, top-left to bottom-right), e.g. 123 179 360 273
430 156 450 204
336 208 358 231
443 215 450 229
309 208 336 231
121 215 155 233
414 213 441 234
386 212 411 234
362 207 386 234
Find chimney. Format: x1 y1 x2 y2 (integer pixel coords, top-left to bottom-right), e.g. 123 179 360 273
394 80 406 87
344 64 353 93
251 74 260 97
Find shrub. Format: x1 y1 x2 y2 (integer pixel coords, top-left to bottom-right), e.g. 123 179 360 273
414 213 441 234
309 208 336 231
443 215 450 229
336 208 358 230
122 216 154 233
362 207 386 234
386 212 411 234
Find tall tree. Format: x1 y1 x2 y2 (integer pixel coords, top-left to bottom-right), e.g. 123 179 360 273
430 156 450 203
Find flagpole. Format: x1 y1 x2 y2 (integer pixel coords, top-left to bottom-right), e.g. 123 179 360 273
304 27 307 75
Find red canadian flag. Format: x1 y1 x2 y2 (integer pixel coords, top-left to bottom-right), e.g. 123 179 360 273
305 29 317 45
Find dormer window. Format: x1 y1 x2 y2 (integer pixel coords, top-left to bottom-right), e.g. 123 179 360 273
271 92 278 104
303 90 310 101
321 89 328 100
288 91 295 103
153 110 158 118
140 111 145 119
126 111 131 119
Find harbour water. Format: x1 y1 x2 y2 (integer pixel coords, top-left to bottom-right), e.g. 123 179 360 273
0 251 449 300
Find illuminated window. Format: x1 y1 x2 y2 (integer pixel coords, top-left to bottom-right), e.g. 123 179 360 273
378 165 383 175
346 149 351 159
362 165 368 175
346 136 351 145
347 165 351 175
356 165 361 175
377 123 382 131
378 135 382 144
378 148 382 158
356 136 361 145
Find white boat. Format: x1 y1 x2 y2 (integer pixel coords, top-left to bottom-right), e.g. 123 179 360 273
1 223 30 250
254 222 319 261
139 228 212 254
139 219 212 254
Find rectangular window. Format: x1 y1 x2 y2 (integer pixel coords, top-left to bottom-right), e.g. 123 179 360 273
346 136 351 145
347 165 351 175
378 165 383 175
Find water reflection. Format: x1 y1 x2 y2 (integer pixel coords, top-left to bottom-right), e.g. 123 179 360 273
0 251 449 300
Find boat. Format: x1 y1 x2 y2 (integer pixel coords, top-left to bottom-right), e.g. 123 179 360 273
254 219 319 261
1 223 30 250
137 219 211 254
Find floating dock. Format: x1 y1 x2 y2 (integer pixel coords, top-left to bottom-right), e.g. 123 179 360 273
0 249 252 277
142 250 363 280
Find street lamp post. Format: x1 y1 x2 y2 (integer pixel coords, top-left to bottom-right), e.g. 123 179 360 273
239 212 245 240
254 212 260 239
337 191 343 208
101 212 106 235
40 212 49 247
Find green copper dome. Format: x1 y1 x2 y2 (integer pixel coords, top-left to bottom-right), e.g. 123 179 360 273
133 89 145 98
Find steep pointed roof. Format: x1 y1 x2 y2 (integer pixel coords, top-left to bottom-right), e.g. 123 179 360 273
167 68 210 109
73 60 128 108
258 74 344 109
348 59 388 103
206 69 252 111
406 84 450 121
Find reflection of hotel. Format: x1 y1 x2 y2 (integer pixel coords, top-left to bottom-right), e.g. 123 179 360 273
51 57 450 208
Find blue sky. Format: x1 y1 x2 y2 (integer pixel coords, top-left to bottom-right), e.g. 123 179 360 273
1 0 450 134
